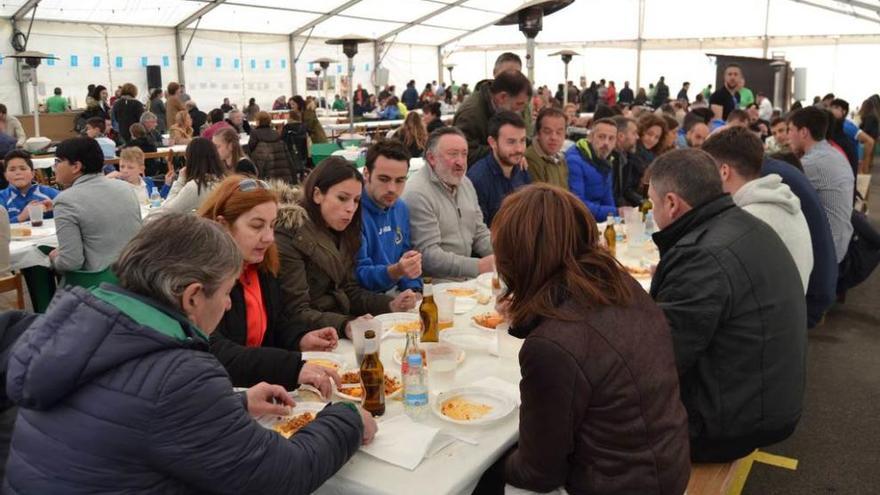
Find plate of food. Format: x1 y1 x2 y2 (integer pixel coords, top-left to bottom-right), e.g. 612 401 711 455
440 327 493 352
432 387 517 426
301 352 347 372
434 282 486 313
374 312 421 338
334 369 403 401
623 263 652 279
259 402 326 438
471 312 505 332
392 342 466 367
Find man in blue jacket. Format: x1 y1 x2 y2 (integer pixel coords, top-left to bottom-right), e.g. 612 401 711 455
357 140 423 293
402 80 419 110
762 157 838 327
566 118 618 221
467 110 530 226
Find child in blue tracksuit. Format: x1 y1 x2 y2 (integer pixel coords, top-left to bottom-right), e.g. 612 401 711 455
0 149 59 223
357 191 422 293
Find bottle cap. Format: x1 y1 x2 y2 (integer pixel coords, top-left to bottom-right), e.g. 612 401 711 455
407 354 423 367
364 330 376 339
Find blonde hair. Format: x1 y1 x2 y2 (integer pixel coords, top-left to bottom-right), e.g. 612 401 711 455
120 147 145 167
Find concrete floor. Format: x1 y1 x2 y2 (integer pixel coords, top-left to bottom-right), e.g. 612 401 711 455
743 168 880 494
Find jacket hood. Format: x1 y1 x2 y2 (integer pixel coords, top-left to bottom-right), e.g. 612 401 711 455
270 180 308 230
6 286 205 410
733 174 801 216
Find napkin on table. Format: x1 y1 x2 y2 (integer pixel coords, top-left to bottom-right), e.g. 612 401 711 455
360 415 453 470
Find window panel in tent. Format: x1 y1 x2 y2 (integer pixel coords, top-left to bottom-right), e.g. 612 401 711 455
394 25 468 45
767 0 880 37
310 17 404 39
462 0 523 15
643 0 766 39
16 0 209 27
533 0 639 42
339 0 442 23
428 6 506 31
189 4 322 35
230 0 353 13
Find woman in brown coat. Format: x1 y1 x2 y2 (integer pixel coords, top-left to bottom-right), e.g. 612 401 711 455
484 184 690 495
272 158 418 338
165 82 186 131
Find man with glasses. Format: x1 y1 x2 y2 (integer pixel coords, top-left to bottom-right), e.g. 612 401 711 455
402 127 494 281
356 140 423 293
50 137 142 274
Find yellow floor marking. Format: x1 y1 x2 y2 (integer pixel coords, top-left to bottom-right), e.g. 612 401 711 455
728 450 800 495
753 451 799 471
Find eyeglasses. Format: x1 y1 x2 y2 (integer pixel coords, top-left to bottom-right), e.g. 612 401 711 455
238 178 269 192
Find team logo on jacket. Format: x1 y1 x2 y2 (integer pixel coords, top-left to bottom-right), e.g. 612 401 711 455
395 227 403 245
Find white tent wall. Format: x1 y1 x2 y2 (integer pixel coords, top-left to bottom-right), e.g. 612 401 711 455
381 44 439 91
0 20 178 115
179 30 291 112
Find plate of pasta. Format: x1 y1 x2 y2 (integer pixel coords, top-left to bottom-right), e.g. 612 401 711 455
432 387 516 426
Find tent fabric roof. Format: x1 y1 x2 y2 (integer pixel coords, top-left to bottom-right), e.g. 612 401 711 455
2 0 878 46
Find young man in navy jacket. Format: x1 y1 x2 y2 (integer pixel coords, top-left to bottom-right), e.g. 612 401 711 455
357 140 423 293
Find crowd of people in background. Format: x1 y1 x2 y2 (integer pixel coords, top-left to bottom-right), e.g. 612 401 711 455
0 50 878 494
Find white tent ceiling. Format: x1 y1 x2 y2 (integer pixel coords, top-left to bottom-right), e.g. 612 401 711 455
1 0 878 47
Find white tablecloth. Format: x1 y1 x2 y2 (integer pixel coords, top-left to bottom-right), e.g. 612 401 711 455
315 291 523 495
10 206 152 270
9 220 58 270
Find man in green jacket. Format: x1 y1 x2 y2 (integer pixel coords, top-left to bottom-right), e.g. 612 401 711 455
525 107 568 190
454 70 532 166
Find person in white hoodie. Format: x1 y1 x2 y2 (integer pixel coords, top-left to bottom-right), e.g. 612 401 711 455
703 126 813 291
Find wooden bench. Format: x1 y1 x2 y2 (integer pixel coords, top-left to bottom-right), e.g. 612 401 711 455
0 273 26 310
686 457 748 495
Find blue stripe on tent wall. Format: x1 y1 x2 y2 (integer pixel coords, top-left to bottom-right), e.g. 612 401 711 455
281 59 287 69
71 55 78 67
234 58 240 69
47 54 55 66
196 56 204 67
265 60 271 69
141 56 148 67
115 56 123 68
93 56 101 68
215 57 222 68
250 59 256 69
162 56 170 67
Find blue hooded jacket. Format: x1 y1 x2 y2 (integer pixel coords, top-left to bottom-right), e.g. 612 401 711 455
566 139 617 221
4 284 362 494
357 192 422 292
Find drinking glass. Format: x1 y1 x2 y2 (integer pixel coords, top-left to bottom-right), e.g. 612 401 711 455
426 344 457 393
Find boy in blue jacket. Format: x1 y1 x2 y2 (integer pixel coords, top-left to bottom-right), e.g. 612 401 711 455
0 149 59 223
357 140 423 293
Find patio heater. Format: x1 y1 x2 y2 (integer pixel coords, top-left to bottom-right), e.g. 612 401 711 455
326 36 372 135
549 50 579 104
5 51 58 151
496 0 573 84
446 63 456 86
311 57 337 109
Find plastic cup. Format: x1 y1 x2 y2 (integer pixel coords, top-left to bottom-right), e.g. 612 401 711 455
28 204 44 227
351 318 382 367
426 344 457 393
435 292 455 331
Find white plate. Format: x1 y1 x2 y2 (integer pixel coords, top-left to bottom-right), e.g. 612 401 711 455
392 342 466 367
440 327 493 351
432 387 517 426
374 312 421 339
470 312 505 333
476 272 494 288
10 226 55 241
301 352 348 372
258 402 327 435
333 370 402 402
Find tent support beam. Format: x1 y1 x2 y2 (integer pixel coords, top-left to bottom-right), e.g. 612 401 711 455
830 0 880 15
374 41 382 96
790 0 880 24
11 0 40 21
437 46 444 85
290 0 364 37
174 29 186 86
376 0 469 42
290 35 298 96
763 0 771 58
636 0 645 91
176 0 227 30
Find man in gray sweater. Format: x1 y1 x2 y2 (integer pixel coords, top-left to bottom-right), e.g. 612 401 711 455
49 137 142 273
402 127 494 280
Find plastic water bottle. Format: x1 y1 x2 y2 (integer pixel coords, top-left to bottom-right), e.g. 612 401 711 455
614 216 625 244
150 187 161 208
403 354 428 420
644 211 655 239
